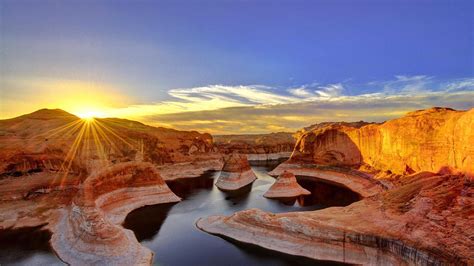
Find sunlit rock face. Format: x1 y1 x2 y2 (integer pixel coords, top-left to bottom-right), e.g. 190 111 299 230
289 107 474 176
51 162 180 265
214 132 295 161
215 153 257 191
263 171 310 198
198 107 474 265
0 109 221 197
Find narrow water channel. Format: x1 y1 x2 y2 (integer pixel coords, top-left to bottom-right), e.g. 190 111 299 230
0 160 359 265
124 160 357 265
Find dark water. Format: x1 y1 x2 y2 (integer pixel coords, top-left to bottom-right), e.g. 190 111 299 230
0 160 358 265
123 161 357 266
0 225 64 265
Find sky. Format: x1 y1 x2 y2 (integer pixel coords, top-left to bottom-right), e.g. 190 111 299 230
1 0 473 134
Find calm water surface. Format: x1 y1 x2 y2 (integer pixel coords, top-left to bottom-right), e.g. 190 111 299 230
124 160 357 266
0 160 358 265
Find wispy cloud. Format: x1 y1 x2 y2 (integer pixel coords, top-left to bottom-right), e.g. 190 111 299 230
133 76 474 134
2 75 473 134
288 83 344 98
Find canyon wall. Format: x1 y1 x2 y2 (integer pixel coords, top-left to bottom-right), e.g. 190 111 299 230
198 107 474 265
214 132 295 161
290 107 474 177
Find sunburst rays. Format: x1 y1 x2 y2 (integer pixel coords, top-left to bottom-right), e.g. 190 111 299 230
42 117 143 188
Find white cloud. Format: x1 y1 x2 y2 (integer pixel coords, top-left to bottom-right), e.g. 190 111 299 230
288 87 314 97
92 75 474 133
444 78 474 92
314 83 344 97
168 85 299 105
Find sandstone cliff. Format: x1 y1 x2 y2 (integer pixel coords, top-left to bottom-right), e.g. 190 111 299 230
289 107 474 177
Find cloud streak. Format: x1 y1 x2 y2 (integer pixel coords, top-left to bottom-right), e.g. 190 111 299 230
131 76 474 134
2 75 473 134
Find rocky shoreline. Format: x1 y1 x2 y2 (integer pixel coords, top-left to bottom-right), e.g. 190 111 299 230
198 173 473 265
197 107 474 265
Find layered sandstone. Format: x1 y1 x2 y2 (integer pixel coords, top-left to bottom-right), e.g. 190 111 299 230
214 132 295 161
0 109 218 265
287 107 474 176
0 109 221 200
198 173 474 265
0 109 220 180
263 171 310 198
51 162 180 265
215 153 257 191
198 107 474 265
269 163 386 197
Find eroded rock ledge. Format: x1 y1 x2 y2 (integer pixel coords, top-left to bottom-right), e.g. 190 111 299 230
51 162 180 265
198 173 473 265
263 171 310 198
269 163 386 198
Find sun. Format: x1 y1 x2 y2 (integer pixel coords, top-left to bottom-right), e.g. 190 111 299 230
76 110 104 120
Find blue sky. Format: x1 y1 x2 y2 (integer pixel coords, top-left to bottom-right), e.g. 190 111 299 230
1 0 473 133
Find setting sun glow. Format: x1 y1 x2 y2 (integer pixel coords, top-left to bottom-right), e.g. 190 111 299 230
76 110 106 119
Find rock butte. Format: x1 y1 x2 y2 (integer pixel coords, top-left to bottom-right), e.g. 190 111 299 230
198 107 474 265
215 153 257 191
263 171 310 198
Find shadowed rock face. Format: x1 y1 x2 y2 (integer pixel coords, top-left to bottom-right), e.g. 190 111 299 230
198 107 474 265
263 171 310 198
215 153 257 191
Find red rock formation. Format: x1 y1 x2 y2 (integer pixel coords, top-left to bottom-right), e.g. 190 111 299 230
198 107 474 264
214 132 295 160
198 173 474 265
51 162 180 265
0 109 220 265
289 107 474 176
263 171 310 198
269 163 386 198
0 109 221 197
215 153 257 191
293 121 373 140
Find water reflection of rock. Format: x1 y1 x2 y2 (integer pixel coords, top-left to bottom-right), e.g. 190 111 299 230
0 225 61 264
222 184 252 207
296 176 361 206
123 162 362 265
122 203 176 242
166 171 215 199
